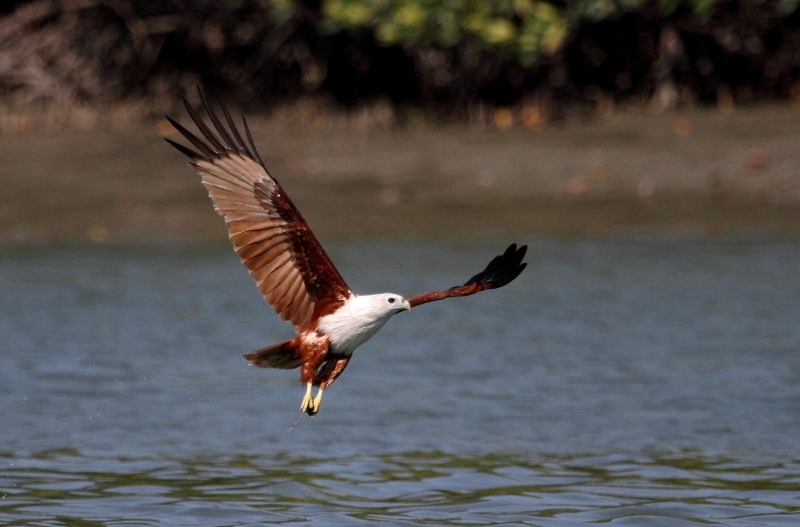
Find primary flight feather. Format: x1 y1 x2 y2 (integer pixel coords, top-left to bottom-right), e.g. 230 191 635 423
166 89 527 416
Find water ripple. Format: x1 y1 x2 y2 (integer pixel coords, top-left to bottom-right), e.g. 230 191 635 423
2 240 800 525
2 451 800 525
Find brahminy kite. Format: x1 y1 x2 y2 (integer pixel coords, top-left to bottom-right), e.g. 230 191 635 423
165 90 527 416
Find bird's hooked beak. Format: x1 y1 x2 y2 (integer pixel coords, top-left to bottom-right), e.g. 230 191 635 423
402 300 411 312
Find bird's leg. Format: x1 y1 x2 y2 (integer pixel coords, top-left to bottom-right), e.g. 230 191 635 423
300 382 314 413
306 388 324 417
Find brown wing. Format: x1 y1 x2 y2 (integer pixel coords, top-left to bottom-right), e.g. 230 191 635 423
407 244 527 308
165 89 351 331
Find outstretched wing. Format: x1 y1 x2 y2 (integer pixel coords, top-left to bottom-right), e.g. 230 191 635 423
407 244 527 308
165 89 351 331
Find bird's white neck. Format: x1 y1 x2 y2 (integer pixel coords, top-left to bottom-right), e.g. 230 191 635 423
316 294 398 355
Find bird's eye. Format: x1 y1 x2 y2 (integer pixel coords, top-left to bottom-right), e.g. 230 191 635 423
388 298 395 304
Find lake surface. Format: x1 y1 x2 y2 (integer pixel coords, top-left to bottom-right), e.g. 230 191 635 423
2 238 799 525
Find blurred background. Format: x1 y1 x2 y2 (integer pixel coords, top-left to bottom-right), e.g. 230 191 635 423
4 0 800 115
2 0 800 240
3 2 800 525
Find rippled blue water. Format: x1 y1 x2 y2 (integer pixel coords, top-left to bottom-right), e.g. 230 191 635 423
2 239 799 525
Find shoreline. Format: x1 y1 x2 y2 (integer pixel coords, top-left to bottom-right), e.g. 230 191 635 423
3 105 800 242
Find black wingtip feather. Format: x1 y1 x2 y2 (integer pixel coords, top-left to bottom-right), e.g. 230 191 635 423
166 89 268 170
242 114 266 167
164 137 205 161
181 95 225 152
197 87 237 152
218 93 251 156
463 243 528 288
165 115 217 159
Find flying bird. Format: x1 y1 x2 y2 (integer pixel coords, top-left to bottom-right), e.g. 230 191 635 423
165 90 527 416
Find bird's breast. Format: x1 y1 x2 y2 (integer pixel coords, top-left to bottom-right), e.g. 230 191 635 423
316 302 391 355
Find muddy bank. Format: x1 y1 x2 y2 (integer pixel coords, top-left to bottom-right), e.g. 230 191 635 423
2 105 800 242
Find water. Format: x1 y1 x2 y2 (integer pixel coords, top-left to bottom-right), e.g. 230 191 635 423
1 238 799 525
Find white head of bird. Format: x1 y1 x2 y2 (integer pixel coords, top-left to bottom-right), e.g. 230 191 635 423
316 293 411 355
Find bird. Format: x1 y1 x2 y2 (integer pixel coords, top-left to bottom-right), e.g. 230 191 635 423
165 89 527 416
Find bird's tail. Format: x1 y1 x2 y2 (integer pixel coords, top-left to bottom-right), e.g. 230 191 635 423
243 339 301 369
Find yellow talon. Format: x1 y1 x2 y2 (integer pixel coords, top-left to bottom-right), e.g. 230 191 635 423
300 382 313 413
300 384 325 416
308 389 324 416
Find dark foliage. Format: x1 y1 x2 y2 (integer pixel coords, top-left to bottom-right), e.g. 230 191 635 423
1 0 799 117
